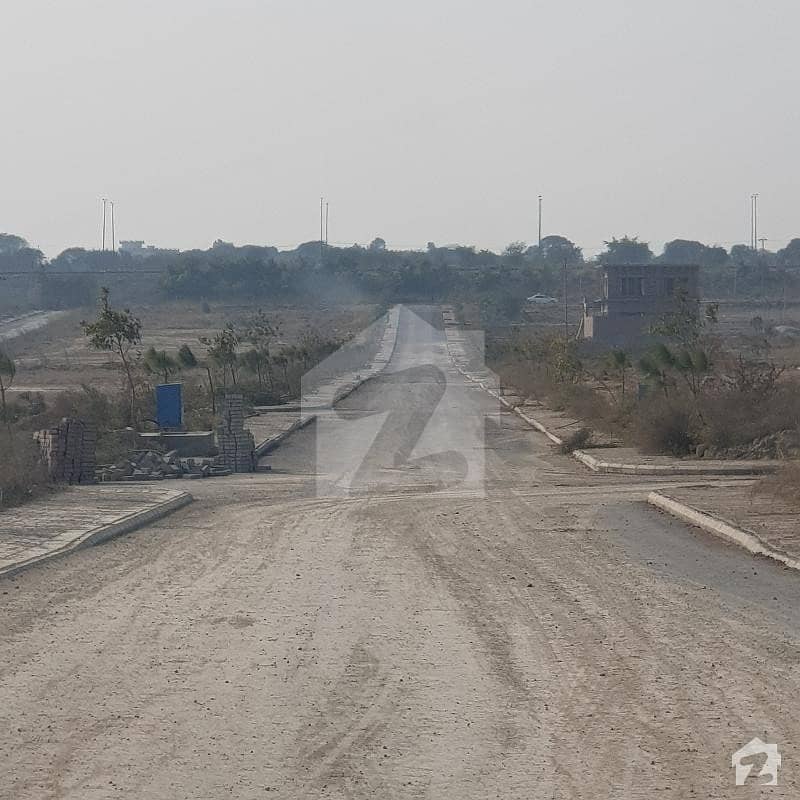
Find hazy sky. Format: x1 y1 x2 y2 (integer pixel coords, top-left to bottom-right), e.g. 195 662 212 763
2 0 798 258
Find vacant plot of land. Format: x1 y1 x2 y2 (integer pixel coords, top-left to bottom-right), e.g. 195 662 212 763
3 302 380 395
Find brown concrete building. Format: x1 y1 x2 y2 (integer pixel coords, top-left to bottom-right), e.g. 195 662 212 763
582 263 699 344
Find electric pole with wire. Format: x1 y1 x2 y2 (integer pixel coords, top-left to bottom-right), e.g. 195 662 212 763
538 195 543 250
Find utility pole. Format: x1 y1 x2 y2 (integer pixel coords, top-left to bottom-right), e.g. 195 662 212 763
538 195 543 249
319 197 324 264
110 200 116 252
759 236 768 298
563 257 569 340
750 193 759 251
325 202 329 245
754 194 759 251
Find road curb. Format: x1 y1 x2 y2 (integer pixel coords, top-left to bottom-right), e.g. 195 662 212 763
254 307 400 456
451 356 777 477
0 490 193 580
254 416 315 457
574 450 776 476
452 363 568 446
647 490 800 571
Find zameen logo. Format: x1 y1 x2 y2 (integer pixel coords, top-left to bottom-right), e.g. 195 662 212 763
731 738 781 787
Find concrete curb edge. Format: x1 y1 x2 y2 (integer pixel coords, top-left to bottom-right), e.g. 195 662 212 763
0 490 194 580
254 307 401 457
254 416 315 457
450 355 776 477
647 490 800 571
573 449 776 476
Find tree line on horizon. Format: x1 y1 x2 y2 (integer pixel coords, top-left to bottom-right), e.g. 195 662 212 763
2 231 799 307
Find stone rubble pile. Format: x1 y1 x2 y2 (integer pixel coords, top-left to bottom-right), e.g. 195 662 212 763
97 450 233 482
216 394 256 473
33 418 96 485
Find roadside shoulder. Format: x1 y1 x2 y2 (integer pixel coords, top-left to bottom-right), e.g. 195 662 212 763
648 487 800 571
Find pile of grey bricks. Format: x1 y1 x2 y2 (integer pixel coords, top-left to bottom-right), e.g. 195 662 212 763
216 394 255 473
33 417 96 484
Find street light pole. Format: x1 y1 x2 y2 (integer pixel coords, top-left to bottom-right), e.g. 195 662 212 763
101 198 107 251
110 200 116 252
538 195 543 249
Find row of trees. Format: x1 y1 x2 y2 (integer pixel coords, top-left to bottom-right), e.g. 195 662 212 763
79 290 344 425
5 230 800 308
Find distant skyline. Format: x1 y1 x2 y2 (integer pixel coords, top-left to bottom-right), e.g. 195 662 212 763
3 1 798 258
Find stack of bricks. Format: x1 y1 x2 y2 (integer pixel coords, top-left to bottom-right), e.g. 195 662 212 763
216 394 255 473
33 417 97 484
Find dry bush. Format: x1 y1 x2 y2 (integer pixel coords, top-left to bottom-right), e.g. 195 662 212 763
18 385 134 466
700 383 800 450
630 396 699 456
559 427 593 454
754 461 800 508
0 431 51 509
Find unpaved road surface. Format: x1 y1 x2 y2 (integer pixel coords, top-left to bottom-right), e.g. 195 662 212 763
2 306 799 798
0 311 67 342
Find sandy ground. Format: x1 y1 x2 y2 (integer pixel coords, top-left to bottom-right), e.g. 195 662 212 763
1 306 799 798
2 303 379 394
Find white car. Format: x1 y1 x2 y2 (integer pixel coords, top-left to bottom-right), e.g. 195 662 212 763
526 293 558 304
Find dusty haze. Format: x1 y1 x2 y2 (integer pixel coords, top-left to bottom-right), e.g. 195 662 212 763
2 0 798 256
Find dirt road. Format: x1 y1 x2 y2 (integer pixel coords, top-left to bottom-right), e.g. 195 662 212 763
0 311 67 343
2 306 798 798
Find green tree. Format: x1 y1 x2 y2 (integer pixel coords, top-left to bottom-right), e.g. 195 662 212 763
607 348 631 402
0 348 15 424
0 233 28 253
777 238 800 267
640 299 718 406
177 344 198 369
240 348 271 392
661 239 728 267
536 235 583 267
144 347 180 383
598 236 653 265
502 241 527 268
202 324 240 390
81 288 142 424
242 310 276 391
